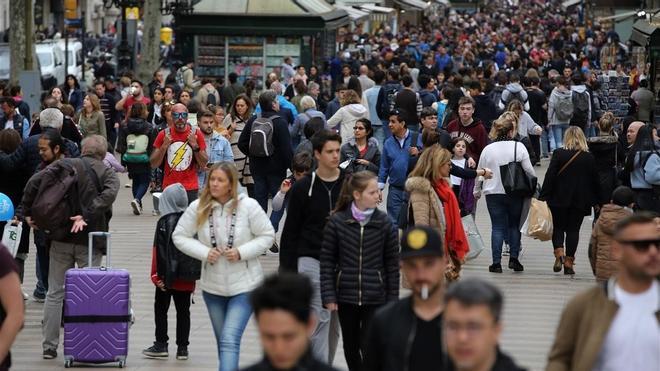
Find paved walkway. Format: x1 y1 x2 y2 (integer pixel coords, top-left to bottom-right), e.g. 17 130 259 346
12 158 597 370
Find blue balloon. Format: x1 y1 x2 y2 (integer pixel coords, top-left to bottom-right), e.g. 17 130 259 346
0 193 14 222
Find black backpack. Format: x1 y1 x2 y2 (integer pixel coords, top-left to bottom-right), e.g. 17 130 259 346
379 84 400 118
207 92 217 106
570 90 590 128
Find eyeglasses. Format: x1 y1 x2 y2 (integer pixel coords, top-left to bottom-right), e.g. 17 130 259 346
617 239 660 252
353 126 365 131
172 112 188 119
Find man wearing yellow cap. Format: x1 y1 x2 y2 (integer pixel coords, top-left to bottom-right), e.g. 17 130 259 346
363 225 449 371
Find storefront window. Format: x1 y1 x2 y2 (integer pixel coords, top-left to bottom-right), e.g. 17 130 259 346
196 35 225 80
266 37 301 77
228 36 264 87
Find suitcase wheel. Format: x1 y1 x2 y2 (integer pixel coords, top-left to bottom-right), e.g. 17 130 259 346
64 359 73 368
118 359 126 368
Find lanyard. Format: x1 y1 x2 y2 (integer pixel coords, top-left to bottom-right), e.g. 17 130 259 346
208 207 237 249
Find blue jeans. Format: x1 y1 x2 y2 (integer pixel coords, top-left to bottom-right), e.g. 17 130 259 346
34 230 49 295
540 128 550 157
131 172 150 203
386 185 406 227
550 124 569 151
253 173 285 231
485 194 523 264
203 291 252 371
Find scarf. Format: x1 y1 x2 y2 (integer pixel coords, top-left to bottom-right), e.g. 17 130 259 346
433 178 469 261
351 202 375 223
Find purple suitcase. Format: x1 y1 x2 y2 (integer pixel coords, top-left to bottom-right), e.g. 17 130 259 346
63 232 131 368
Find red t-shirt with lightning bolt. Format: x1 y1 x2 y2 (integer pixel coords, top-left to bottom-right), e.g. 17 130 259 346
153 126 206 191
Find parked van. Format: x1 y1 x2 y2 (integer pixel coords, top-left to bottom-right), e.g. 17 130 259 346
57 39 83 80
0 43 51 90
36 42 66 87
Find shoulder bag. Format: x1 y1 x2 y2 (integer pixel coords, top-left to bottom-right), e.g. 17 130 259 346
500 141 537 197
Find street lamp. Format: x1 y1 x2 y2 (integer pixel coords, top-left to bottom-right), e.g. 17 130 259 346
102 0 145 75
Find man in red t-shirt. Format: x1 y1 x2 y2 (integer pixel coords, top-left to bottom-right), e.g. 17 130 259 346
115 79 151 122
151 103 208 203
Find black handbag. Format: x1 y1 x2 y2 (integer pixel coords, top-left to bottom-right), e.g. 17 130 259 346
500 141 537 197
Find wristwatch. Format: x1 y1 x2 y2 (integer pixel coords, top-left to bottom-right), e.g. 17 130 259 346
192 146 200 153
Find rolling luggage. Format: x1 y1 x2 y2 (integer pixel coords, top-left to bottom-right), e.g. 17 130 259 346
63 232 131 368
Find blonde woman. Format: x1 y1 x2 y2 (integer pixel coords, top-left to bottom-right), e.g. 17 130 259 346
539 126 599 275
405 145 469 281
475 114 536 273
173 162 274 371
77 94 107 139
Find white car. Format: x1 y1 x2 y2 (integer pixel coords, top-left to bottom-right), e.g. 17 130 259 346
36 42 66 86
57 39 83 80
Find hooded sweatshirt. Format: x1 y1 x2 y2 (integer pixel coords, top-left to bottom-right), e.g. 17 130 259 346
499 83 529 111
151 183 195 291
570 84 592 125
327 103 369 144
547 86 573 126
446 118 489 162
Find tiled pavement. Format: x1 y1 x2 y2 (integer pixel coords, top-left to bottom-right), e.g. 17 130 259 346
12 159 597 370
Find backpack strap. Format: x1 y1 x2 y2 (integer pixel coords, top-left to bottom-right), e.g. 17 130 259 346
81 158 102 194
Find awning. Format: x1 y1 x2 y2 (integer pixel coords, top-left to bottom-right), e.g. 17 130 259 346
561 0 580 9
336 5 370 22
357 3 397 14
293 0 335 13
395 0 430 11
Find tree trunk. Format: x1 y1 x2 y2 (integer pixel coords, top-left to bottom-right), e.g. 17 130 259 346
9 0 27 85
137 1 162 87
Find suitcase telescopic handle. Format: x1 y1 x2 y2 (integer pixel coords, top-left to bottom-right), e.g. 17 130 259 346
88 231 111 268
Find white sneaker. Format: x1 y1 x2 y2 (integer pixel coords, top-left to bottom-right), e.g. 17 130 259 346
22 290 29 300
502 243 510 256
130 199 142 215
124 183 131 188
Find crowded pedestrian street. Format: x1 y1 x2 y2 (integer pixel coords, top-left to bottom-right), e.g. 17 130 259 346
8 161 597 371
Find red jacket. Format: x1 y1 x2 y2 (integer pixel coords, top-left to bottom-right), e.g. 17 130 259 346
150 246 195 292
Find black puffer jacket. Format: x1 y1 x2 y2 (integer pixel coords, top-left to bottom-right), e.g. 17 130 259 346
155 212 201 288
588 135 625 205
320 208 399 306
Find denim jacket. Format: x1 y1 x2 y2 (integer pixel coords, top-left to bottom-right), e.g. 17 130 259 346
198 132 234 186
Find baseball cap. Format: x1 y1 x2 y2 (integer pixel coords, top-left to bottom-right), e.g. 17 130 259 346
400 225 444 259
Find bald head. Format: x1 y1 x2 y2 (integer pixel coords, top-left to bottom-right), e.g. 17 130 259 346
172 103 189 132
627 121 645 145
359 65 369 75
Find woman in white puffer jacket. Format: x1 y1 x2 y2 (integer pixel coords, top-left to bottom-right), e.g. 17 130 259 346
173 162 274 371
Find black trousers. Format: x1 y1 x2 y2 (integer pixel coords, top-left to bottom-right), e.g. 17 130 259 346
550 207 585 257
338 303 379 371
154 288 192 347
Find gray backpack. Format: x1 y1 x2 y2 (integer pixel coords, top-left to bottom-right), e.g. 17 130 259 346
249 115 278 157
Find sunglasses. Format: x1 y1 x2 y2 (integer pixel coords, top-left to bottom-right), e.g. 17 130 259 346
353 126 365 131
617 239 660 252
172 112 188 119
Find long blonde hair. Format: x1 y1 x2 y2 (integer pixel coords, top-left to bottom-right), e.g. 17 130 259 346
409 144 452 181
196 162 240 229
563 126 589 152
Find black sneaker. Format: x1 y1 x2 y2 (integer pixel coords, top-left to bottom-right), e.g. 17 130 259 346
142 343 168 358
33 290 46 303
509 258 524 272
267 242 279 256
43 348 57 359
488 263 503 273
176 347 189 360
131 199 142 215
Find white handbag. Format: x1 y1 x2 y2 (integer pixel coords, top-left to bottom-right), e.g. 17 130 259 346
461 216 485 261
1 222 22 258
